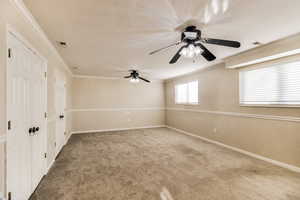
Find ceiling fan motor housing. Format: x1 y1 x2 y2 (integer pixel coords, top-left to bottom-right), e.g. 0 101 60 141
130 70 139 78
182 26 201 43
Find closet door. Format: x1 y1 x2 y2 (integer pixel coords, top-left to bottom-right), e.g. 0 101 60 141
7 32 47 200
30 54 46 191
7 33 33 200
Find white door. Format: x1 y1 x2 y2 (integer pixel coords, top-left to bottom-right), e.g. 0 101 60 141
30 54 47 191
7 32 32 200
7 32 47 200
55 81 66 155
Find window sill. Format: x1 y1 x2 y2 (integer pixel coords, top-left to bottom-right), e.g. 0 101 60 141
175 103 199 106
239 104 300 108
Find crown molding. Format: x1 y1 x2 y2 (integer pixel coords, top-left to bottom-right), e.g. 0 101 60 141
12 0 73 75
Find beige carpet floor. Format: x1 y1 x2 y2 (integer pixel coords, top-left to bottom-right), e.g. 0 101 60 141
30 128 300 200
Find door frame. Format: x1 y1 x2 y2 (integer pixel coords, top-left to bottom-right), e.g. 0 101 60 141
6 24 48 198
54 74 66 157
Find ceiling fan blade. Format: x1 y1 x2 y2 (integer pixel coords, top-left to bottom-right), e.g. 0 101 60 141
169 45 188 64
201 38 241 48
149 41 182 55
138 76 151 83
124 75 131 78
196 43 216 61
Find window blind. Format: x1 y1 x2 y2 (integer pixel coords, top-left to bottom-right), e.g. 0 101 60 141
239 60 300 105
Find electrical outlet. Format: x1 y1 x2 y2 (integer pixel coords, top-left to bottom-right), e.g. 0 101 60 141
213 128 217 133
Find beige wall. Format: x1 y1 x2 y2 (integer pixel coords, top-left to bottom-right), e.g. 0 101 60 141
71 77 165 133
0 0 72 195
165 60 300 168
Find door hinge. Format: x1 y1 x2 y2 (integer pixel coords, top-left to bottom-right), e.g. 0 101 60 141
44 112 47 118
54 142 56 147
8 120 11 130
8 192 12 200
44 153 47 158
44 72 47 78
8 48 11 58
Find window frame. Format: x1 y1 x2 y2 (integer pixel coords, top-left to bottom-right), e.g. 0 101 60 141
239 59 300 108
174 80 199 105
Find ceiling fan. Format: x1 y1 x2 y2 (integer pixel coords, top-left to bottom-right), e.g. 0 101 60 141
149 26 241 64
124 70 150 83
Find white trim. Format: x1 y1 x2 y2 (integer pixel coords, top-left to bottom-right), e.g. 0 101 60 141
6 28 49 196
166 126 300 173
65 132 72 145
11 0 72 75
46 158 55 173
46 133 71 174
240 103 300 108
226 48 300 69
70 107 165 112
0 135 7 143
71 125 166 134
7 25 47 63
166 107 300 123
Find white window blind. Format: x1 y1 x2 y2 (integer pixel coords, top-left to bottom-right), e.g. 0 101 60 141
175 81 198 104
239 60 300 106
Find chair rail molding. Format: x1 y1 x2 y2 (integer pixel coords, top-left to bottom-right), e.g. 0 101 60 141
166 107 300 123
71 107 165 112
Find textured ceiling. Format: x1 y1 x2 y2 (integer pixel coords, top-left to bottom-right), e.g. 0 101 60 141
23 0 300 79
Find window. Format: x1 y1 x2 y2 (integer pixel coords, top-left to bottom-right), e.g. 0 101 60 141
239 60 300 106
175 81 198 104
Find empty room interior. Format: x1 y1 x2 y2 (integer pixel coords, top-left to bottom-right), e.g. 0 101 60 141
1 0 300 199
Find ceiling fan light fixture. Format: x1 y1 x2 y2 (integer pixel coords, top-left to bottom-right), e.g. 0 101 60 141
130 77 139 83
195 46 202 55
187 50 194 58
180 48 188 57
180 44 203 58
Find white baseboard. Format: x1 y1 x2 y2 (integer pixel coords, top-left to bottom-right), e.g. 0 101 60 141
46 136 71 174
46 158 55 173
65 132 72 145
166 126 300 173
71 125 166 135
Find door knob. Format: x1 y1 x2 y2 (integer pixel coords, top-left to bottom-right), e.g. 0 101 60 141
29 128 33 134
36 127 40 132
32 127 36 133
59 115 64 119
